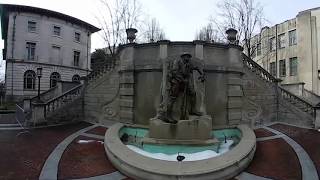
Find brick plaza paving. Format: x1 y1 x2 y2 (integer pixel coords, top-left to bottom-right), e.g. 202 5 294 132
0 116 319 180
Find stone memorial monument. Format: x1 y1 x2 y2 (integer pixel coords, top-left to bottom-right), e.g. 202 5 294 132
146 53 214 144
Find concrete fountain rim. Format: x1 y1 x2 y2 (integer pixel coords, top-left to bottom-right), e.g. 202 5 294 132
104 123 256 180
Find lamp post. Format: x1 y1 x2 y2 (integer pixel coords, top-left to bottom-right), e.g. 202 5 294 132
36 67 42 101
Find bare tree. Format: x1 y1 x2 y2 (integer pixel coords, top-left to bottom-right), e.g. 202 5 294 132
142 18 166 42
195 23 223 42
96 0 142 58
210 0 266 58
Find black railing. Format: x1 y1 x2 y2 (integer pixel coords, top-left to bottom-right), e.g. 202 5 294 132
242 53 316 120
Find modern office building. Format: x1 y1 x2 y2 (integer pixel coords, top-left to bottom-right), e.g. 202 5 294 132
0 4 100 101
250 7 320 96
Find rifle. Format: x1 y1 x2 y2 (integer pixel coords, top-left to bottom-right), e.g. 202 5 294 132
180 80 188 120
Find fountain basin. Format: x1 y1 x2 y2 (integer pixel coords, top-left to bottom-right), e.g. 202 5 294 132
104 123 256 180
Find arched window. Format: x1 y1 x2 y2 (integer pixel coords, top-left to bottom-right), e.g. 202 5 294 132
50 72 61 88
24 70 36 89
72 74 80 83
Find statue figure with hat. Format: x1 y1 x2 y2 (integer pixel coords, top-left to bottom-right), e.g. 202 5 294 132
157 52 205 124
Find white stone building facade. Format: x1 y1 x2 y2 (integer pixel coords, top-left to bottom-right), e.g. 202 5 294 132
250 7 320 95
0 4 99 101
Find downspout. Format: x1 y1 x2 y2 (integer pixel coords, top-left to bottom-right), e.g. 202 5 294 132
83 31 90 119
11 60 13 97
275 24 279 122
86 32 90 76
11 14 16 58
310 16 318 94
11 14 17 98
275 24 278 78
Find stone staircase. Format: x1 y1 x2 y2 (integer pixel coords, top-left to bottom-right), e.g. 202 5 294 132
83 62 120 124
21 51 318 128
41 61 118 123
42 84 84 124
17 60 119 126
242 53 315 127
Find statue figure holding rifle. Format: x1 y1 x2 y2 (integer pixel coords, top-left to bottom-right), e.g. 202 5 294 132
162 52 205 123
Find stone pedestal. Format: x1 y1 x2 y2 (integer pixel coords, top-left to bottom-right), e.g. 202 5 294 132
144 115 218 145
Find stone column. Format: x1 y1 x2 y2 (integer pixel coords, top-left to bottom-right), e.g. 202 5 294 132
227 45 244 125
193 40 206 114
158 40 170 109
23 98 31 112
227 75 243 125
119 44 135 123
298 82 305 97
56 81 63 96
31 102 46 125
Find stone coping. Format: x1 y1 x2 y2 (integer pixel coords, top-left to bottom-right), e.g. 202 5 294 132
104 123 256 180
118 41 243 51
119 65 244 75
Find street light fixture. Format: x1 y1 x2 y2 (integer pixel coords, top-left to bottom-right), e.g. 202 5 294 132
36 67 42 101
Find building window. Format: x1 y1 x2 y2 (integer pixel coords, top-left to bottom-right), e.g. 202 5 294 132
278 33 286 49
269 37 276 52
53 26 61 36
24 70 36 90
26 42 36 60
270 62 276 76
289 57 298 76
251 45 256 58
289 30 297 46
257 43 261 56
51 46 61 64
279 59 286 77
73 51 80 66
72 75 80 83
74 32 80 42
50 72 61 88
28 21 36 32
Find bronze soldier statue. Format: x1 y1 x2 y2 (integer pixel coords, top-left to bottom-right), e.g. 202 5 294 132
164 53 205 123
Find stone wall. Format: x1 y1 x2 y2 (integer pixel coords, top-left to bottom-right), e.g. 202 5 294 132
116 41 245 126
82 41 315 128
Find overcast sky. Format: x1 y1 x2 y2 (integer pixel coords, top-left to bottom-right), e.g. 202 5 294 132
1 0 320 78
